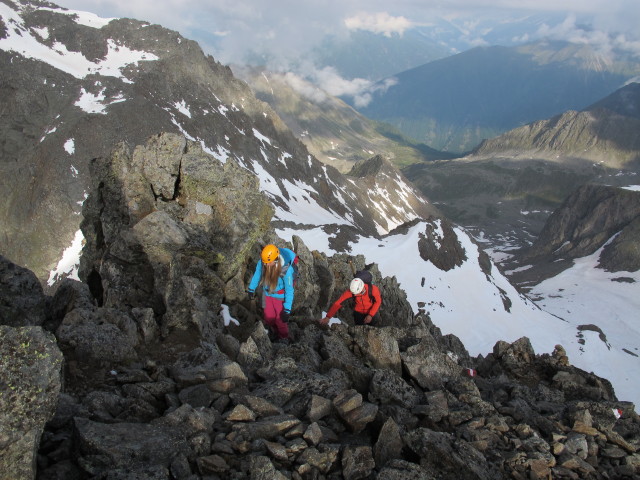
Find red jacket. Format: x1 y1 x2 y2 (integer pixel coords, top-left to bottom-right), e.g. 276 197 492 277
326 284 381 319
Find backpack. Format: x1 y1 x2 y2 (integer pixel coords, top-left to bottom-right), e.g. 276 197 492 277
280 253 299 287
354 269 376 304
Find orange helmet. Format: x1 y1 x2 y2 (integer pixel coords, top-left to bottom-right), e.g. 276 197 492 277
261 244 280 263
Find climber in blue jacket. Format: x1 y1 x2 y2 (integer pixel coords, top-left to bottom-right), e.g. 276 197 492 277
248 244 297 340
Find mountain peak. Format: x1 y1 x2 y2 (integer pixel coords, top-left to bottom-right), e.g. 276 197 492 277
348 154 387 177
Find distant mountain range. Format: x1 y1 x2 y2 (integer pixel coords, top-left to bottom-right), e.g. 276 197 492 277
354 40 640 153
235 66 454 173
472 82 640 165
402 82 640 256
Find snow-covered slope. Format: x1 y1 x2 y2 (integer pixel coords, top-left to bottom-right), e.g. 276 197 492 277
279 219 640 408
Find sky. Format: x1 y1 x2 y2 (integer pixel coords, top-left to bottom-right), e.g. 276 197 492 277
49 0 640 97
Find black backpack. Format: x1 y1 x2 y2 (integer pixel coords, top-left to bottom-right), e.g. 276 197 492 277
354 269 376 304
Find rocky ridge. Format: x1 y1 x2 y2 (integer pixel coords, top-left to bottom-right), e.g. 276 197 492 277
508 184 640 288
472 83 640 168
1 133 639 480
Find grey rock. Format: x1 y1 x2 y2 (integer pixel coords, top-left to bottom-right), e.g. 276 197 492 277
231 414 301 441
369 369 421 409
249 455 288 480
308 394 332 422
0 326 63 480
295 445 340 474
342 445 376 480
73 417 191 475
374 417 404 468
56 307 139 365
0 255 48 327
404 428 499 479
352 327 402 375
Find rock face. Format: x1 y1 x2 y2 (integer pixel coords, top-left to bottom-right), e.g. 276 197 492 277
0 255 48 327
511 184 640 285
0 325 63 480
0 133 636 479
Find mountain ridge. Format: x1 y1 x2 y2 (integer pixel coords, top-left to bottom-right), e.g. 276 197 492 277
472 82 640 166
355 40 640 153
0 0 436 284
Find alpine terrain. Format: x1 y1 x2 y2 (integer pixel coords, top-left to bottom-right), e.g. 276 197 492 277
1 1 640 479
355 41 640 153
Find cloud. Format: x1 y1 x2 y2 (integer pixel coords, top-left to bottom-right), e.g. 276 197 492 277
344 12 413 37
50 0 640 76
537 14 640 58
282 72 329 104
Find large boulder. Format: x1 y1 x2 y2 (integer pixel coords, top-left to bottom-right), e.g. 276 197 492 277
0 255 48 327
79 133 275 340
0 326 63 480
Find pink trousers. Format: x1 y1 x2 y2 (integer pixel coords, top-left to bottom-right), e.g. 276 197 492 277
263 295 289 339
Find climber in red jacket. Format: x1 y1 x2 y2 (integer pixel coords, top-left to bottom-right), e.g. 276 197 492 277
320 277 381 326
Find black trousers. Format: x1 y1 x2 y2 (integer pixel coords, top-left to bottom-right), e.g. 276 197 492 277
354 311 377 326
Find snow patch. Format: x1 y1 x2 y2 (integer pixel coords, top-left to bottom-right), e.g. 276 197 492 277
47 229 84 286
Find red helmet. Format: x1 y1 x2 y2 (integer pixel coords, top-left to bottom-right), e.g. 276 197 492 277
261 244 279 263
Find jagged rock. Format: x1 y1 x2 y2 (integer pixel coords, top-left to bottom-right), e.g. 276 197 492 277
295 444 340 474
417 217 467 271
0 255 48 327
404 428 499 479
79 133 274 340
320 330 373 392
231 414 300 442
342 445 376 480
308 394 333 423
401 333 461 390
377 459 432 479
56 307 139 366
374 417 404 468
47 279 96 332
352 327 402 375
249 455 288 479
0 326 63 480
303 422 323 446
369 369 421 409
169 342 247 390
333 389 379 433
73 417 191 476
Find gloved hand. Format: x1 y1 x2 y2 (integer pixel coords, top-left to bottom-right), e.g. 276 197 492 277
248 290 255 300
364 315 373 324
281 311 290 323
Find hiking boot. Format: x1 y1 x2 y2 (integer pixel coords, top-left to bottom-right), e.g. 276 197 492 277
276 337 290 345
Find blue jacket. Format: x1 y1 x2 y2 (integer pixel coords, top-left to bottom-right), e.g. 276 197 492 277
248 247 296 312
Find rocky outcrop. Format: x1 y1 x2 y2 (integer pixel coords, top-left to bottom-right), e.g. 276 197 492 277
33 304 640 480
472 82 640 168
2 131 638 479
0 325 63 480
347 155 440 234
522 185 640 272
0 255 48 327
